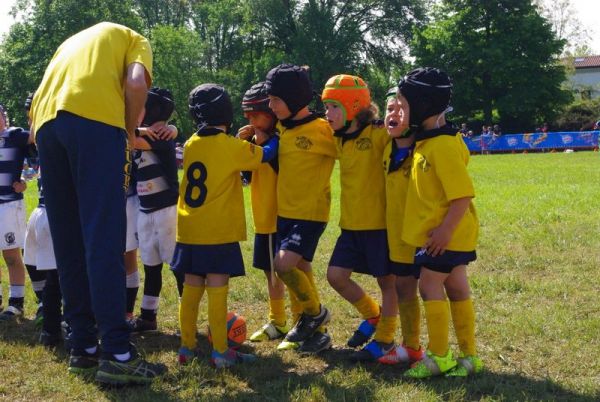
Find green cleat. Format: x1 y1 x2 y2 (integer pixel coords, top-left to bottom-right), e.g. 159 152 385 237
249 322 289 342
404 349 457 379
446 355 483 377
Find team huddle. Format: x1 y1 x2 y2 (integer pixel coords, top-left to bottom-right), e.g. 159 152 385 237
0 22 482 385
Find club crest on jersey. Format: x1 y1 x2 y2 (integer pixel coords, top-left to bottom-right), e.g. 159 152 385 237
356 138 372 151
295 136 312 150
417 155 430 172
4 232 15 245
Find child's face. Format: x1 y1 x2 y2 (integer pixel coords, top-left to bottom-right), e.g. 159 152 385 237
268 95 291 120
324 102 345 131
385 94 409 138
245 111 274 132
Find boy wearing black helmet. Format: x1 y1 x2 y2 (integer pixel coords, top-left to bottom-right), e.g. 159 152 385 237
128 87 182 333
397 68 482 378
238 82 298 343
264 64 337 353
173 83 279 368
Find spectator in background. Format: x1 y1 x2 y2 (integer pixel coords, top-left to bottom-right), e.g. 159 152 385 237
492 124 501 137
459 123 469 137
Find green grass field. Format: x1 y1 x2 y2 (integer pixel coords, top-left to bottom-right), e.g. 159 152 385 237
0 152 599 401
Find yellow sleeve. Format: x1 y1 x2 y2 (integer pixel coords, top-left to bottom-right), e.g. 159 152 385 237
308 126 337 158
126 31 153 79
432 138 475 201
229 136 264 171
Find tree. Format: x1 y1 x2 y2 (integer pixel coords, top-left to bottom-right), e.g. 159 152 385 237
534 0 591 56
412 0 572 132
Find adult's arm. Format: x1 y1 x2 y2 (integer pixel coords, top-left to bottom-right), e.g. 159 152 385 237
124 62 150 145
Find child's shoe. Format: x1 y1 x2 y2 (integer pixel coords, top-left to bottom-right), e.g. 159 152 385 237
178 347 202 365
210 348 257 368
298 331 332 355
404 349 457 379
277 340 301 351
249 322 289 342
350 340 394 362
445 354 483 377
378 344 425 365
347 316 379 348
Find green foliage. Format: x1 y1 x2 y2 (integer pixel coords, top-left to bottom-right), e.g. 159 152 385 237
411 0 572 132
554 98 600 131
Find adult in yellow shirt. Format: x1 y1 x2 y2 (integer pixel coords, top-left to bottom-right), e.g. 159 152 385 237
29 22 164 385
265 64 337 353
397 68 483 379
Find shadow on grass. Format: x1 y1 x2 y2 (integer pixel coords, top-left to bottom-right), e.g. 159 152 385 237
0 322 596 401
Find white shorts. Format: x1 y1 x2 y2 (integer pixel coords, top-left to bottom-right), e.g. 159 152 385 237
126 196 139 252
23 207 57 270
0 199 26 251
137 204 177 266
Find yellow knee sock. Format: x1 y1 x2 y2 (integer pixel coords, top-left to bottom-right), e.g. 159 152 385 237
398 298 421 350
373 315 398 344
424 300 450 357
179 283 205 350
352 294 380 319
288 287 303 324
450 298 477 356
277 268 320 315
207 285 229 353
304 269 327 332
269 297 287 327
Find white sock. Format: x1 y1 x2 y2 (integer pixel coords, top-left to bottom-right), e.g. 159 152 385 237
10 285 25 298
141 295 159 311
32 280 46 292
126 271 140 288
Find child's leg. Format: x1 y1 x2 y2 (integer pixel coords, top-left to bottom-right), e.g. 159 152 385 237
419 268 450 357
445 265 476 356
264 270 286 327
179 274 205 350
124 249 139 318
141 263 163 322
327 266 379 319
2 248 26 314
275 250 320 316
396 275 421 350
372 275 398 345
206 273 229 353
25 264 46 305
42 270 63 335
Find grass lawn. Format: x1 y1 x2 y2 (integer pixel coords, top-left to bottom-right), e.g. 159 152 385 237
0 151 598 401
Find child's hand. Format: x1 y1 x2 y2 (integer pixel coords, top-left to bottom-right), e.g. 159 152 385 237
13 180 27 193
149 122 177 140
237 125 255 141
253 128 269 145
138 127 160 140
424 224 452 257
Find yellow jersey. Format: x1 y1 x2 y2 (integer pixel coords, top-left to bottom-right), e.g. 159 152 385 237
402 132 479 251
31 22 153 133
177 132 263 244
383 141 415 264
337 124 389 230
250 161 278 234
277 117 337 222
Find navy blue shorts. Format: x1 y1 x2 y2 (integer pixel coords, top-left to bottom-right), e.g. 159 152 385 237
414 248 477 274
276 217 326 262
390 261 420 278
253 233 277 271
171 242 245 277
328 229 391 277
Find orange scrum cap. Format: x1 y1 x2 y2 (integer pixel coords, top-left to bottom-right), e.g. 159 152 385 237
321 74 371 123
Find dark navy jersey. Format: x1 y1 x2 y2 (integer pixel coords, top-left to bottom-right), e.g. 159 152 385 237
133 137 179 213
0 127 29 204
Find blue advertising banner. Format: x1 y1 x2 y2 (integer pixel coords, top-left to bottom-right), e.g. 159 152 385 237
463 131 600 152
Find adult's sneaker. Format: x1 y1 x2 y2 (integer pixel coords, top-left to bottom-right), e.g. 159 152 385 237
250 322 289 342
68 348 99 376
347 316 379 348
284 306 331 343
404 349 457 379
95 348 167 385
210 348 257 369
128 317 158 334
445 355 483 377
298 331 332 355
0 306 23 321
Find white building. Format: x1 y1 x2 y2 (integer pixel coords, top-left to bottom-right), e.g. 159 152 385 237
568 55 600 99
